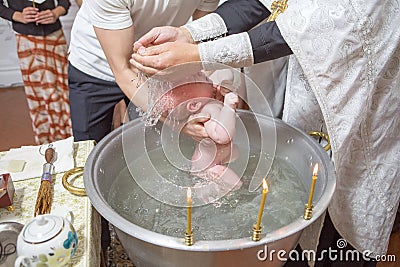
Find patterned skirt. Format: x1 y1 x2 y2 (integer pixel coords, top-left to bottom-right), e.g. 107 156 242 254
16 29 72 144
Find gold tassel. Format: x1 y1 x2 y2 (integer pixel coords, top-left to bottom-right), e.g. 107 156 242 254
34 145 55 217
34 180 52 215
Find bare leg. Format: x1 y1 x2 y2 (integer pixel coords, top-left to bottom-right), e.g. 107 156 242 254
191 140 239 172
194 164 243 203
191 138 218 173
207 165 242 191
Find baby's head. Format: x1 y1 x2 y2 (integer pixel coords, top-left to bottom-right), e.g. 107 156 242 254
154 75 216 121
163 81 216 120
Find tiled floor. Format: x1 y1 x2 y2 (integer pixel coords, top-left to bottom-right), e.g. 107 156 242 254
0 86 399 266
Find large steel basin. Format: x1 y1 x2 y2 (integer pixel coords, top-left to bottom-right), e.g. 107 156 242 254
84 110 336 267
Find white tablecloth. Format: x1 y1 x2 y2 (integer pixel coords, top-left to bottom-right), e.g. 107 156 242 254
0 140 101 267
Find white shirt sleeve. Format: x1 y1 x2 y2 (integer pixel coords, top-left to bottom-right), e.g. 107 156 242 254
85 0 133 30
197 0 220 12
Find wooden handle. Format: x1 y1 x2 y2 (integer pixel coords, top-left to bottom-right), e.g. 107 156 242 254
45 147 55 163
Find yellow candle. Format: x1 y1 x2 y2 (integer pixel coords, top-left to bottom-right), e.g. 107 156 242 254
306 163 319 209
187 187 192 235
32 0 36 8
255 179 269 230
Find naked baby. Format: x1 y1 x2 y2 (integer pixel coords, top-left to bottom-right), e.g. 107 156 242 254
155 72 243 197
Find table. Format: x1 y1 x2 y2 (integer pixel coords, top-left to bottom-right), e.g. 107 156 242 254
0 140 101 267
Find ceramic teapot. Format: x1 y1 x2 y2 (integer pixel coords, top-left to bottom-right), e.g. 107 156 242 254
14 211 78 267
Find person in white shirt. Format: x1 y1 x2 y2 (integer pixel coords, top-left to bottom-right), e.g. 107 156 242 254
68 0 219 256
68 0 219 142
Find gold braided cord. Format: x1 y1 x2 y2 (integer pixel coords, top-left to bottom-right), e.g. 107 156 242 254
308 131 331 151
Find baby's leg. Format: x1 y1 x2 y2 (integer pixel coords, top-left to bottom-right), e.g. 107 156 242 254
194 165 242 203
207 165 242 191
191 138 218 173
218 143 240 164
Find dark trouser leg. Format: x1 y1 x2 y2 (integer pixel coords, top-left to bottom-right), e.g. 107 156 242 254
68 63 126 143
68 63 124 254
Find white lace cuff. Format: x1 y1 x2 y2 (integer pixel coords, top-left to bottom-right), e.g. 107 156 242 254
183 13 227 42
199 32 254 70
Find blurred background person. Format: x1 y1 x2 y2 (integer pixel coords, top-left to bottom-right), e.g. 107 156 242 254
69 0 220 258
0 0 72 144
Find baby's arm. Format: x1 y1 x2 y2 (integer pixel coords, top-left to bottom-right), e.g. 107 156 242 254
203 92 238 144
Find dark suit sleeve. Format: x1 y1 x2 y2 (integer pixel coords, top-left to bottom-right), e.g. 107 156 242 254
249 22 293 63
215 0 292 63
214 0 270 34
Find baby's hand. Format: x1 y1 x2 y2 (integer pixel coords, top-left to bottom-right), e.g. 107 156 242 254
208 69 235 94
224 92 239 110
208 69 234 85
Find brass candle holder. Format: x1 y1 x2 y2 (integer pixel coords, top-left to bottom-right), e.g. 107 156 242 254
184 230 194 246
185 187 194 246
252 179 268 241
251 224 262 241
304 163 319 220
